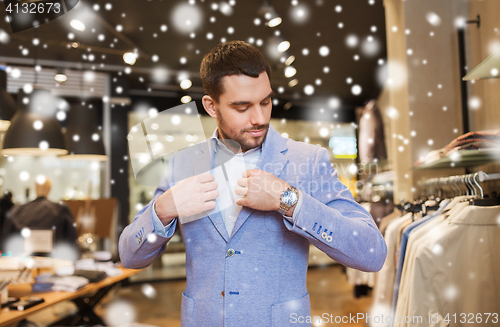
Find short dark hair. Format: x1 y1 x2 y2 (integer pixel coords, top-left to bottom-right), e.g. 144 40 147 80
200 41 271 103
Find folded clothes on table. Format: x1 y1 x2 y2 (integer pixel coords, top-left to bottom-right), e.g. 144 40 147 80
33 274 89 293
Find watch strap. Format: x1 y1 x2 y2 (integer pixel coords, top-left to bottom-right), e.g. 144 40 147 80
278 185 298 215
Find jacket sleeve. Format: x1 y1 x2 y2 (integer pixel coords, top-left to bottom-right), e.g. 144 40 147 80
284 147 387 272
119 167 179 269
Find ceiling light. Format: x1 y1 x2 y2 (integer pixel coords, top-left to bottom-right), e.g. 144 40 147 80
3 89 67 156
288 79 299 87
54 68 67 83
180 79 192 90
285 55 295 66
277 41 290 53
123 52 136 65
61 105 107 161
54 74 67 83
71 42 79 48
181 95 192 103
268 17 282 27
259 2 282 28
70 19 85 32
284 66 297 78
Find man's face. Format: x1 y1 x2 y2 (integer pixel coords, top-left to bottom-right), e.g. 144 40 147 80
214 72 273 152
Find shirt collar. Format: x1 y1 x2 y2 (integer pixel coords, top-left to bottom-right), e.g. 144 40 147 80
209 128 262 156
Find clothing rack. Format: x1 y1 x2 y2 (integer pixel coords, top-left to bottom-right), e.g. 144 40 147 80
418 171 500 199
418 171 500 186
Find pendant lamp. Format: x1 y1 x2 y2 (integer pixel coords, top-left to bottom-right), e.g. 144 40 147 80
0 69 17 131
259 1 282 28
60 104 107 161
2 89 67 156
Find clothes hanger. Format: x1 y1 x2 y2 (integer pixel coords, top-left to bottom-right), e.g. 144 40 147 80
471 172 500 206
448 176 457 196
422 179 441 215
470 174 479 197
456 176 465 196
463 174 476 199
451 175 475 204
465 174 473 197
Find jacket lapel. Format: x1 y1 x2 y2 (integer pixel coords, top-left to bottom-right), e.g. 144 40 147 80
193 142 230 243
229 126 289 238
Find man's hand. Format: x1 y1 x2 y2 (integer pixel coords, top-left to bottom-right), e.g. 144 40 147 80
155 174 218 225
235 169 289 212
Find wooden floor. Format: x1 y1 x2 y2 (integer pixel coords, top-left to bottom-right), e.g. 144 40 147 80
13 265 374 327
97 264 373 327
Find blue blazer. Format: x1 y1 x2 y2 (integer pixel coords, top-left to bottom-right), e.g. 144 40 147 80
119 126 387 327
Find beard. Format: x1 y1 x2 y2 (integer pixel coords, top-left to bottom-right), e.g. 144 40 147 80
216 109 269 152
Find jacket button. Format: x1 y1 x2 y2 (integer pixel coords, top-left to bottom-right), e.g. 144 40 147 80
327 235 333 242
227 249 235 257
321 232 327 239
221 291 225 298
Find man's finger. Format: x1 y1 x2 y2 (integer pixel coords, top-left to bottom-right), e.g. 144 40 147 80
236 197 247 207
234 187 247 196
203 181 218 192
198 173 215 183
237 178 248 187
204 190 219 201
203 200 217 211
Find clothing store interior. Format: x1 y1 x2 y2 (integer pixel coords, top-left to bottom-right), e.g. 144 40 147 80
0 0 499 326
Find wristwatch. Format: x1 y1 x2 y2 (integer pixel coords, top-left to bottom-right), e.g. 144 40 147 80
278 185 299 215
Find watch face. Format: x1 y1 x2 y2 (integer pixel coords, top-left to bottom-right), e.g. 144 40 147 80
282 190 297 205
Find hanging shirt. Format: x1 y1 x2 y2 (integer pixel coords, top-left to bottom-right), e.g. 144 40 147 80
379 209 402 236
390 199 450 322
393 198 471 327
371 212 413 319
405 204 500 327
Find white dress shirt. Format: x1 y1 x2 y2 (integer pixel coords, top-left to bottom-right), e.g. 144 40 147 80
210 133 261 236
151 129 303 238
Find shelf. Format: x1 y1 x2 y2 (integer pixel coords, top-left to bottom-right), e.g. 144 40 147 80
463 48 500 80
413 148 500 170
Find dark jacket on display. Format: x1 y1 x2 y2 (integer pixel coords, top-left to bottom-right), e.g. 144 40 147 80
1 197 77 250
358 101 387 163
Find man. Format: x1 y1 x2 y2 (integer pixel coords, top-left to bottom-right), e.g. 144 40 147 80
1 177 77 254
119 41 387 327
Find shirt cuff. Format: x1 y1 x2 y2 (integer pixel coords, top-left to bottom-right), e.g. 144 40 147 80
151 199 177 238
283 190 303 223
